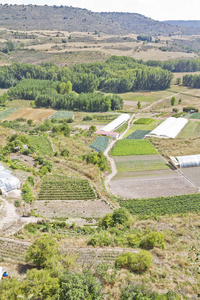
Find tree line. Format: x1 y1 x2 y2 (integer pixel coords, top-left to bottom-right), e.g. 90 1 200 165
0 56 173 94
146 58 200 72
182 74 200 88
7 79 123 112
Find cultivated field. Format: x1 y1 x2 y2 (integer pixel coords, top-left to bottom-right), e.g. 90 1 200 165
32 199 113 219
112 139 157 156
5 107 55 122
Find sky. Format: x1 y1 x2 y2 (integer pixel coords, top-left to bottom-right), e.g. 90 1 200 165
1 0 200 21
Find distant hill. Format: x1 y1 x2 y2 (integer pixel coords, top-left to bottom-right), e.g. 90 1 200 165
164 20 200 29
0 4 199 36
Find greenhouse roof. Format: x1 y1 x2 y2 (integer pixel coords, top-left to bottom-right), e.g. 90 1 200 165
101 114 130 132
171 154 200 168
147 117 188 139
0 166 20 195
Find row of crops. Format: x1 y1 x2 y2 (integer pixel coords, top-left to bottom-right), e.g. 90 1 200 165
27 135 54 156
112 139 157 156
189 113 200 119
0 238 28 261
38 175 96 200
0 107 19 120
119 193 200 216
125 130 151 140
50 110 74 119
90 136 109 152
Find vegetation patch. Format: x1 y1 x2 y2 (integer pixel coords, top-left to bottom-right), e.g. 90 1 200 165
27 135 54 156
50 110 74 119
189 112 200 119
134 118 156 125
0 107 19 120
112 140 157 156
38 175 96 200
90 136 109 152
125 130 151 140
119 193 200 216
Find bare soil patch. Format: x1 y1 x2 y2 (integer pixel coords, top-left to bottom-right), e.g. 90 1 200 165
32 199 113 219
180 167 200 188
110 172 197 199
5 107 55 122
10 153 35 167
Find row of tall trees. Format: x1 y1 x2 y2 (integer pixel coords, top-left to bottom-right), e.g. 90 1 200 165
146 58 200 72
182 74 200 88
7 79 123 112
0 56 173 93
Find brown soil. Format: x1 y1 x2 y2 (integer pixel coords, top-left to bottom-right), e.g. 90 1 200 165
5 107 55 123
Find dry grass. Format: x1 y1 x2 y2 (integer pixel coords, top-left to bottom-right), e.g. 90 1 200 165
5 107 55 122
0 126 13 148
151 137 200 159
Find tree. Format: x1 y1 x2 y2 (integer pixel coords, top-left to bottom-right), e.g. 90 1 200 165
137 101 141 109
176 77 181 85
55 272 102 300
178 98 182 104
25 236 61 268
171 96 176 106
89 125 97 134
112 208 131 227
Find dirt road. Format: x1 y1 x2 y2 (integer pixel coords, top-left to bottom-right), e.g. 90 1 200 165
104 114 135 196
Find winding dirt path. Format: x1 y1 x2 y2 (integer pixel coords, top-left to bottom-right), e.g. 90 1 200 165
104 114 135 195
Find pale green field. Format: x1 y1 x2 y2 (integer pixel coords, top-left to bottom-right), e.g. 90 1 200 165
178 120 200 138
118 90 175 102
123 124 157 138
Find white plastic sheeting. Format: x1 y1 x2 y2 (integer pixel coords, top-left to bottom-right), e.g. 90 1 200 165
172 154 200 168
0 166 20 195
101 114 130 132
147 117 188 139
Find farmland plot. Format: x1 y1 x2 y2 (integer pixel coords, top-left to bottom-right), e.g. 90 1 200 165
27 135 54 156
112 139 157 156
5 107 55 122
38 175 96 201
177 120 200 138
50 111 74 119
0 108 19 120
110 154 197 199
90 136 109 152
125 130 151 140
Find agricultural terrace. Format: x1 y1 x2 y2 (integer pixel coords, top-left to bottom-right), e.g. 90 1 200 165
0 108 19 120
38 175 96 201
119 193 200 216
50 111 74 119
90 136 109 152
27 136 54 156
5 107 55 122
112 140 157 156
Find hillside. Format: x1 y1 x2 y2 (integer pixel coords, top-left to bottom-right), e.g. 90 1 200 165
0 4 199 35
165 20 200 28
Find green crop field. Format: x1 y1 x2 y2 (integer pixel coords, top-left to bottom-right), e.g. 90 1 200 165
0 108 19 120
189 113 200 119
38 175 96 200
118 90 174 102
177 121 200 138
50 111 74 119
115 158 168 173
123 124 157 138
134 118 156 125
90 136 109 152
119 193 200 216
125 130 151 140
112 140 157 156
28 135 54 156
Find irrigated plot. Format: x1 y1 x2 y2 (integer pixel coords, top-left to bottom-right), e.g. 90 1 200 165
5 107 55 122
38 175 96 201
90 136 109 152
112 139 157 156
114 154 169 173
125 130 151 140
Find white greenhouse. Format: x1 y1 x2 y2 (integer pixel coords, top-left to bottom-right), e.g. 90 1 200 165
101 114 130 132
0 166 20 195
147 117 188 139
170 154 200 168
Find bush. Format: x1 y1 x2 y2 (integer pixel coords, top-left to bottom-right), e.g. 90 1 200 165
183 106 198 113
115 250 153 273
83 115 93 121
99 213 114 228
112 208 131 227
127 233 142 248
140 231 165 249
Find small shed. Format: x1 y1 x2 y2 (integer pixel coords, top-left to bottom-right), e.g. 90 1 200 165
95 130 119 139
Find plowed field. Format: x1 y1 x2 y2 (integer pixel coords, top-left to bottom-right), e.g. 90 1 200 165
5 107 55 122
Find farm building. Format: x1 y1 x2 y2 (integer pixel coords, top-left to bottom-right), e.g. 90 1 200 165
146 117 188 139
170 154 200 168
0 166 20 195
101 114 130 132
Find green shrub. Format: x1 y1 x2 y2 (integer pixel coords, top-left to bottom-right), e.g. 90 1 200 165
99 213 114 228
127 233 142 248
112 208 131 227
27 176 34 186
140 231 165 249
115 250 153 273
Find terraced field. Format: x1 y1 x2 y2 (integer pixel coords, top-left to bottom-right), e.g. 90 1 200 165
0 238 29 262
38 175 96 201
27 135 54 156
